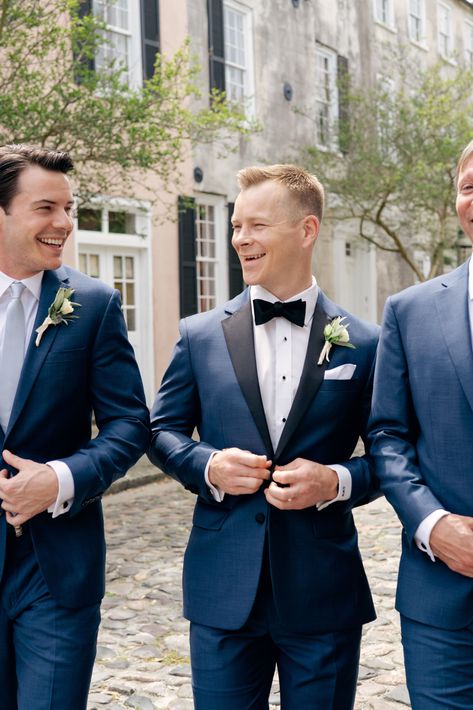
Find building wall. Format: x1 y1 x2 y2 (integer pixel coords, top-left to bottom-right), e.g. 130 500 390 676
63 0 473 391
184 0 473 330
187 0 382 330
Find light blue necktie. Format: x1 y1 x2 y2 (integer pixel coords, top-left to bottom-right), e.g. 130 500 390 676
0 281 26 431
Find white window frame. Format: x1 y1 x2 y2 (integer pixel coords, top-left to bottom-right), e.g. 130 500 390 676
437 2 454 60
93 0 143 88
314 45 338 151
223 0 255 116
407 0 426 46
465 20 473 68
76 196 150 242
194 195 228 312
75 196 154 401
373 0 395 29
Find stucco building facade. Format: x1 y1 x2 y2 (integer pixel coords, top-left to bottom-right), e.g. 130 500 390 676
63 0 473 395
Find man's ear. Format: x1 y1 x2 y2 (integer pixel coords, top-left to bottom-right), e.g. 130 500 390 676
302 214 319 249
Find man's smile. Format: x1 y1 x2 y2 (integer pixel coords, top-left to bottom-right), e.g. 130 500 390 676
37 236 66 247
243 253 265 261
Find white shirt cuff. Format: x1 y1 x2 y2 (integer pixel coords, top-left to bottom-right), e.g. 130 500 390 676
414 509 450 562
316 464 352 511
46 460 75 518
204 452 225 502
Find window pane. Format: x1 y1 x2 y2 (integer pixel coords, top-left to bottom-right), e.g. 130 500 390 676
125 256 134 278
126 308 136 331
109 211 135 234
114 256 123 278
409 0 423 42
126 282 135 305
195 202 217 313
79 252 100 278
89 254 100 277
315 48 336 147
78 208 102 231
95 0 129 30
94 0 131 84
224 5 247 103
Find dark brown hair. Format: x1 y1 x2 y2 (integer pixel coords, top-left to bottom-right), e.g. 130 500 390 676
0 144 74 212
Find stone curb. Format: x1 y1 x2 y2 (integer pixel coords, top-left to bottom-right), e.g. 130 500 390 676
107 470 165 495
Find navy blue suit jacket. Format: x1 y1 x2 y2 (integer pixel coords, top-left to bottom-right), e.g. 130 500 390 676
149 289 379 633
0 266 149 608
370 259 473 629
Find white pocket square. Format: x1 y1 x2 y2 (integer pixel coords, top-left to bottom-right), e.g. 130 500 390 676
324 364 356 380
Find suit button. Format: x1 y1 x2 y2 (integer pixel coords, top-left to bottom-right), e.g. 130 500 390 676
255 513 265 524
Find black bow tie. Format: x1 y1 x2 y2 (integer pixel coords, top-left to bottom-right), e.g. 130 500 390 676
253 298 306 327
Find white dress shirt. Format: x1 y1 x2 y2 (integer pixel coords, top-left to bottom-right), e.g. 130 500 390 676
413 258 473 559
0 270 74 517
206 278 352 506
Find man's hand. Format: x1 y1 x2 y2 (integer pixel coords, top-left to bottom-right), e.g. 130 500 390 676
0 450 59 527
430 514 473 577
265 458 338 510
208 448 271 495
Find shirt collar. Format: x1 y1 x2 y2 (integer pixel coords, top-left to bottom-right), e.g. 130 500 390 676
250 276 318 326
0 270 43 301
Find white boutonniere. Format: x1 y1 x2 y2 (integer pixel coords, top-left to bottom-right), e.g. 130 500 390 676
35 287 80 346
317 316 355 365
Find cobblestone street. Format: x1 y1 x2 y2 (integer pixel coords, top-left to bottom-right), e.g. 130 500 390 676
88 472 409 710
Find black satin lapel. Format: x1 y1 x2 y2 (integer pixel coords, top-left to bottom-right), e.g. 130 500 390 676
222 302 274 458
274 300 329 461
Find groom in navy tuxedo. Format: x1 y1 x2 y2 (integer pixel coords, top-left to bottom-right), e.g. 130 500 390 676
0 145 149 709
369 139 473 709
149 164 380 709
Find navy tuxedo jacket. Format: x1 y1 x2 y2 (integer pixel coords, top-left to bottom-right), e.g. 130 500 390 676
150 289 380 633
0 266 149 608
370 259 473 629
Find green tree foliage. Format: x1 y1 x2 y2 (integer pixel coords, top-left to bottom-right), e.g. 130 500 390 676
0 0 252 201
300 60 473 281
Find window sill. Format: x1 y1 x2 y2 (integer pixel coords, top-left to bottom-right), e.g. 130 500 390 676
408 39 429 52
373 20 397 34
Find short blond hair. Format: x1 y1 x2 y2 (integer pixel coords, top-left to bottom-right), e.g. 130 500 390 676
237 164 324 221
456 139 473 187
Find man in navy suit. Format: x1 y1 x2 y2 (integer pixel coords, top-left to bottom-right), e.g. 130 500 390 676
0 144 149 709
369 138 473 709
149 164 379 709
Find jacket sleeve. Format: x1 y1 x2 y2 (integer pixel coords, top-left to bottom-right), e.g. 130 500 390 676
368 297 443 540
61 290 150 515
148 319 218 501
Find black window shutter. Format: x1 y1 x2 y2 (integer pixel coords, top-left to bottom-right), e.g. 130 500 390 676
227 202 243 298
75 0 95 79
78 0 93 19
208 0 226 92
141 0 160 80
337 55 350 153
178 197 198 317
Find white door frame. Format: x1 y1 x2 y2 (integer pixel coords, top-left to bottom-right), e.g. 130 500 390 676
76 226 155 404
